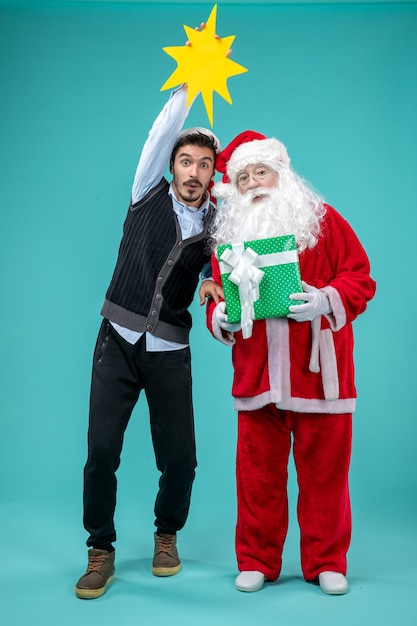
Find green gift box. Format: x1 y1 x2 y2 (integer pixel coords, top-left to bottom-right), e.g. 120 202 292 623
217 235 304 337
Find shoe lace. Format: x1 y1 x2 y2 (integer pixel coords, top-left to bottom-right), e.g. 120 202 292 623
156 535 175 553
87 554 108 573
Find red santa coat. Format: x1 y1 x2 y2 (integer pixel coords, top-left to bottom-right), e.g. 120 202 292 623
207 205 376 414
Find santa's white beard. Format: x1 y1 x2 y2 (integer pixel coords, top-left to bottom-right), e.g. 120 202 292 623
211 169 326 253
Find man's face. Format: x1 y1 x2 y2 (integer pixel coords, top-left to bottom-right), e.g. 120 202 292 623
170 145 215 208
236 163 278 201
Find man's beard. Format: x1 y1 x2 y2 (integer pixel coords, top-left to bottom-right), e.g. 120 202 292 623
211 169 326 253
172 176 205 206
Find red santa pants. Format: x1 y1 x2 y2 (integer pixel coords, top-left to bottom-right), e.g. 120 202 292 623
235 405 352 582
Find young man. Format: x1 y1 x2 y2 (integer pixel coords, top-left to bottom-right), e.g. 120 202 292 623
204 131 376 595
75 85 222 600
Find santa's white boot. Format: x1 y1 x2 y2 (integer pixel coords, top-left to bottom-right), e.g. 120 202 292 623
235 570 266 592
318 571 348 595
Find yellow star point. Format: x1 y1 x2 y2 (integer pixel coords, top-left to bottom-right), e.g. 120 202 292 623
161 4 248 126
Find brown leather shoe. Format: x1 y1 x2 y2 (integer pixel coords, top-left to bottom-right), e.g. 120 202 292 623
75 549 115 599
152 533 181 576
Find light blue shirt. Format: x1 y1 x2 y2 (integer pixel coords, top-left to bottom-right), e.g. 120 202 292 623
111 88 211 350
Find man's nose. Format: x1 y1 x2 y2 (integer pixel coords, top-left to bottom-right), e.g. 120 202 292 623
190 163 199 177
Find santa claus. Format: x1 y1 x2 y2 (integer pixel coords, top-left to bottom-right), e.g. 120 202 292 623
202 130 376 595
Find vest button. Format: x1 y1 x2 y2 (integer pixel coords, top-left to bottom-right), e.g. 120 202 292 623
157 276 163 283
167 259 174 266
156 294 162 300
151 310 157 316
178 241 184 247
146 324 153 331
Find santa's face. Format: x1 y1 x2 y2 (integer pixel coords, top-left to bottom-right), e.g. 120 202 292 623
212 160 325 252
236 163 278 201
170 144 215 208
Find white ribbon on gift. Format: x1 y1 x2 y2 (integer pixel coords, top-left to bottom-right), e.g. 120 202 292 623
219 243 298 339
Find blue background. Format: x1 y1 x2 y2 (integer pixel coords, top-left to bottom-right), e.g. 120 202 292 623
1 1 416 625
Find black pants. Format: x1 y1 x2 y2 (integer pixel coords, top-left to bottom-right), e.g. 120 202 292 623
83 319 197 551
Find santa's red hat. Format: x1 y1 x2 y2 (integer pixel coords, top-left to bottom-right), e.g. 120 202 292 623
216 130 290 184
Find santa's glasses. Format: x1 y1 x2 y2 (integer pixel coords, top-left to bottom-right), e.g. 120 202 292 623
236 165 278 189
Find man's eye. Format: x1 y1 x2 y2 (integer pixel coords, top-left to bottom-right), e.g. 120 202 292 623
182 160 190 166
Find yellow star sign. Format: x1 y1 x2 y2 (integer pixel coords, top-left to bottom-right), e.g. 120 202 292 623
161 4 248 126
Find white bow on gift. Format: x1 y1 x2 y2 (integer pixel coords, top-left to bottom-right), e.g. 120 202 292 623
219 242 300 339
219 243 264 339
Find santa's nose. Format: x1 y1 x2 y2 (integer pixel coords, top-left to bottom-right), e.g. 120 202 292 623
246 175 258 189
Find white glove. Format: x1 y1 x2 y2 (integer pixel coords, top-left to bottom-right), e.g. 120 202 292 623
287 281 331 322
213 301 241 332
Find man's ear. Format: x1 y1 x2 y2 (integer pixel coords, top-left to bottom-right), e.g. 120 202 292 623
169 160 174 174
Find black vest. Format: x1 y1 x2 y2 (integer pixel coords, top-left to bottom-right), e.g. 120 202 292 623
101 178 215 343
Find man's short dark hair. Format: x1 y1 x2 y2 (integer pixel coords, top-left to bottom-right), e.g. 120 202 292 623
171 132 218 163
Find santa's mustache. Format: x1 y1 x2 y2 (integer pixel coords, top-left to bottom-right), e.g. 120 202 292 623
238 187 272 206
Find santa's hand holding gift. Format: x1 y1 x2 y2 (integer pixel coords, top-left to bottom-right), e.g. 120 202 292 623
202 130 376 595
